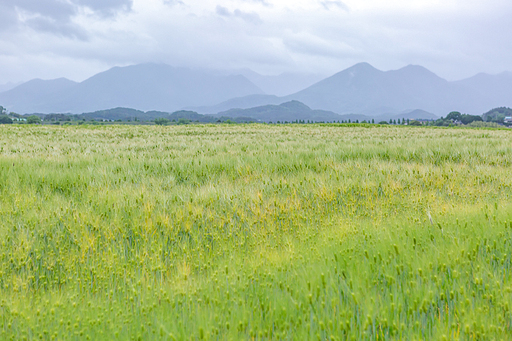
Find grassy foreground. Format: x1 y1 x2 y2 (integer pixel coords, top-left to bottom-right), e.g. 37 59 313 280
1 124 512 340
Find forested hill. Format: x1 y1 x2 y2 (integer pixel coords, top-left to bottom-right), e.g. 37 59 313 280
482 107 512 123
25 107 258 124
217 101 344 122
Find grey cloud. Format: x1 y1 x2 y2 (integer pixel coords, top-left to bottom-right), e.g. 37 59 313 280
215 6 262 24
74 0 133 16
0 5 18 31
283 32 358 59
320 1 349 11
233 9 262 24
25 17 89 41
216 6 231 17
11 0 76 21
0 0 132 36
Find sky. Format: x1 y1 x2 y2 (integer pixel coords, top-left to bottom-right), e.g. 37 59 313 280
1 0 512 84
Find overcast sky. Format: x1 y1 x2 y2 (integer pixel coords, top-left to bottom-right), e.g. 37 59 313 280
1 0 512 84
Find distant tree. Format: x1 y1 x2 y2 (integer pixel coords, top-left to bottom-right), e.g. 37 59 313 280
460 114 482 125
0 115 13 124
27 115 41 124
397 118 401 124
355 119 359 123
389 119 393 124
0 106 6 115
407 119 410 125
446 111 462 121
434 117 451 126
379 121 388 125
409 120 422 126
154 118 170 126
177 118 190 125
371 119 375 124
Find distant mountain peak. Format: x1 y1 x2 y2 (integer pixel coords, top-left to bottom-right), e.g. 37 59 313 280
5 77 77 95
343 62 380 76
392 64 443 80
23 77 76 85
400 64 428 70
349 62 376 70
398 64 429 73
311 62 382 86
466 70 512 79
279 100 311 111
217 100 342 122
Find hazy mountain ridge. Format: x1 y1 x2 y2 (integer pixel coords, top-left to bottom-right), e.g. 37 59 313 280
0 81 23 93
197 63 512 117
234 69 325 97
1 62 511 118
0 78 78 113
453 72 512 107
0 63 263 114
188 94 282 114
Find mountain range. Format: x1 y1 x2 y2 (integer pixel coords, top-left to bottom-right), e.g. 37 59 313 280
195 63 512 116
1 62 512 117
0 63 263 114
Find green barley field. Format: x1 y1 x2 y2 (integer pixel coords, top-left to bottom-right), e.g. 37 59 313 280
1 124 512 340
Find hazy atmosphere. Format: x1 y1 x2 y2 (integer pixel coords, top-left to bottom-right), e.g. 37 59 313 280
1 0 512 84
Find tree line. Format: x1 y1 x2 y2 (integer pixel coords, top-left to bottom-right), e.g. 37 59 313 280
1 105 511 126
